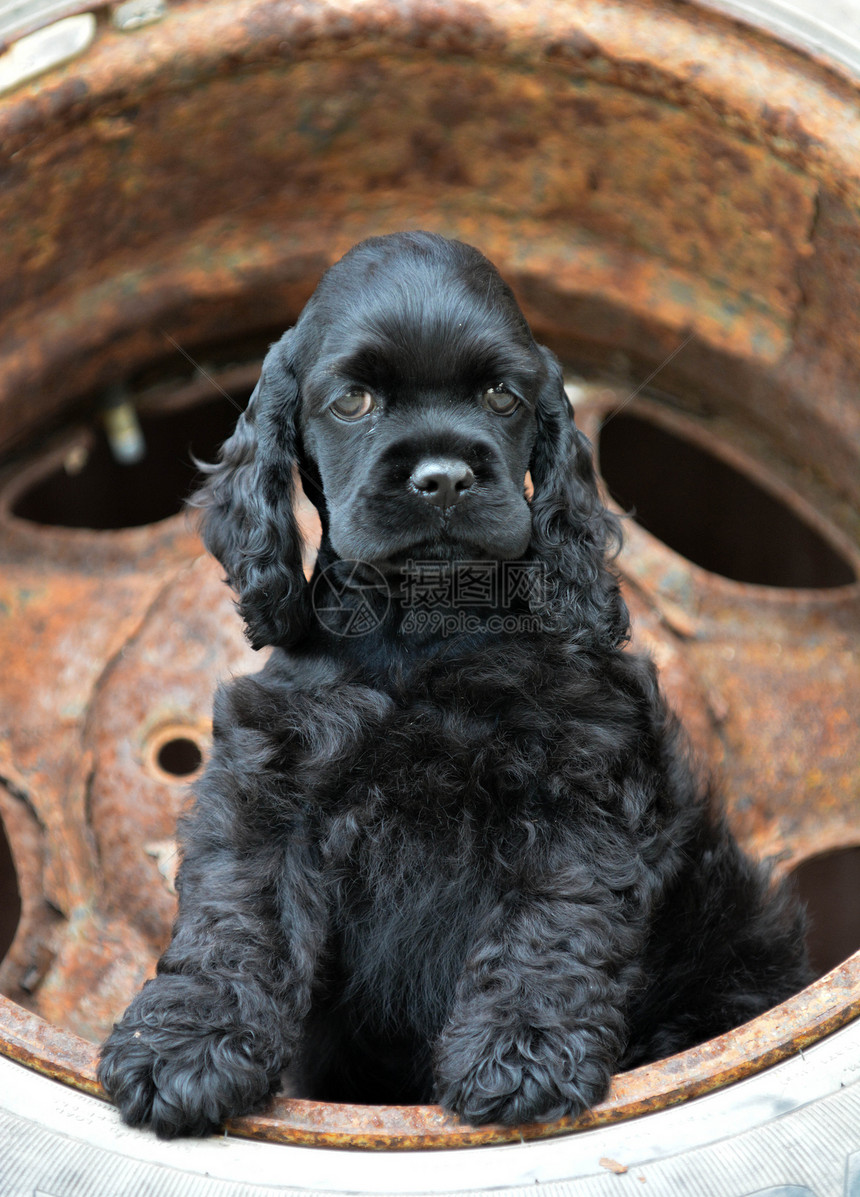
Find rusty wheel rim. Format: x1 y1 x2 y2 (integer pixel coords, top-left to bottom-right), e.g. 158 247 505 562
1 0 859 1150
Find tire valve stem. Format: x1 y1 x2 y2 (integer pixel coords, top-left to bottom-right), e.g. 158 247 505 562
102 386 146 465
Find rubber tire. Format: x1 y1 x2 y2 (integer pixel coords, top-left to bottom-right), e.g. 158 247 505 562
1 1017 859 1196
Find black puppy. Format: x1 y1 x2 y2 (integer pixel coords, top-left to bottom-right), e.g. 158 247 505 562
99 231 810 1138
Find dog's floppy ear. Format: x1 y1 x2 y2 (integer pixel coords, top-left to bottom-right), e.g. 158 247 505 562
529 345 628 650
190 333 310 650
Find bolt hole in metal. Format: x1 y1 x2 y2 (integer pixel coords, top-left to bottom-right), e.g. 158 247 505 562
597 412 857 590
156 736 204 779
144 725 208 784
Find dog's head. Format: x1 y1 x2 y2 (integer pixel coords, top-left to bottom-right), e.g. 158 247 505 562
194 232 625 650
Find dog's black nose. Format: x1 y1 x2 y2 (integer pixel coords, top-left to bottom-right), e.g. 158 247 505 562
410 458 475 508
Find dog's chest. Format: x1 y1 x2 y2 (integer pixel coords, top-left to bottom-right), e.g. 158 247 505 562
328 825 490 1032
327 692 557 825
313 703 543 1030
325 810 497 1037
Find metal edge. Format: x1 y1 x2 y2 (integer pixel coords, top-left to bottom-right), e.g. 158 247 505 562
0 951 857 1150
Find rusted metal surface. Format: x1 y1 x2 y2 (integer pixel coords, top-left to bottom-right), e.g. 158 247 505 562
575 390 860 875
0 0 858 1152
1 0 860 478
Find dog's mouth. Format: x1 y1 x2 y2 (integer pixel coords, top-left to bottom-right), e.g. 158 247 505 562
325 476 535 572
356 504 529 564
353 531 498 576
374 546 492 578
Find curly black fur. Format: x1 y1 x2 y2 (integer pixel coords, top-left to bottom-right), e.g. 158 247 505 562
99 232 811 1138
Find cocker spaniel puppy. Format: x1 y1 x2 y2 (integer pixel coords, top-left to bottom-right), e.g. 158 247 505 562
99 231 811 1138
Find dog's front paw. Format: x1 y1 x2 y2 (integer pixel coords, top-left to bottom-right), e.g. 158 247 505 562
98 976 283 1138
434 1023 613 1126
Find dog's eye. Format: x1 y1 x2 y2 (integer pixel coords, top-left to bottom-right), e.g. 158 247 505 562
331 390 376 421
482 385 520 416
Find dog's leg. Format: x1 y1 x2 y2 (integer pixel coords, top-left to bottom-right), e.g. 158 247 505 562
433 877 641 1126
98 826 326 1138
